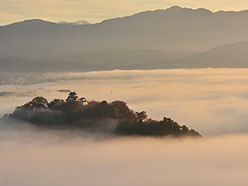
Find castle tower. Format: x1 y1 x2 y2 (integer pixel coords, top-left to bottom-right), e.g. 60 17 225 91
66 92 79 102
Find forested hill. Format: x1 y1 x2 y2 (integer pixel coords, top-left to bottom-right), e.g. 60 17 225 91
5 96 201 138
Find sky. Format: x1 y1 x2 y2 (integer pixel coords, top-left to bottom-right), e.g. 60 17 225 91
1 0 248 26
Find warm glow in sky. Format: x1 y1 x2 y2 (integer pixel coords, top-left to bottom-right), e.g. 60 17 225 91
1 0 248 25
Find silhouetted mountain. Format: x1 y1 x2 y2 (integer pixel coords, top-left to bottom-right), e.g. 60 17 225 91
0 56 95 73
0 56 33 72
215 10 248 30
46 48 171 70
176 41 248 68
0 48 170 72
1 6 248 60
3 41 248 72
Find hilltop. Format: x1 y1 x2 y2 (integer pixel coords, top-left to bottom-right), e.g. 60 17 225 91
4 92 201 138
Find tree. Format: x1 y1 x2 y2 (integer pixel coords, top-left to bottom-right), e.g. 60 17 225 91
111 100 136 121
32 96 49 108
135 111 147 121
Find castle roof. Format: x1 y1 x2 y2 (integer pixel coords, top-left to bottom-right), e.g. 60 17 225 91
69 92 77 95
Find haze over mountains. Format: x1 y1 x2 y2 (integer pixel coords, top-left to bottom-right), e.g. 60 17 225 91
57 20 91 25
1 6 248 72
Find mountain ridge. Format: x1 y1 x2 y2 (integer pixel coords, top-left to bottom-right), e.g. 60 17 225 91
1 6 248 71
3 41 248 72
179 41 248 68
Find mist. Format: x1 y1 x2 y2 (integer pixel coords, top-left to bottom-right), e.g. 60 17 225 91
3 5 248 185
0 120 248 186
2 69 248 136
1 69 248 185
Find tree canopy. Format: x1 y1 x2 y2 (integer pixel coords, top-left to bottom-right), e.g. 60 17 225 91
8 97 201 137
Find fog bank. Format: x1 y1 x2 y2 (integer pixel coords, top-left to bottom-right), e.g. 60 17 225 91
2 69 248 136
0 121 248 186
1 68 248 185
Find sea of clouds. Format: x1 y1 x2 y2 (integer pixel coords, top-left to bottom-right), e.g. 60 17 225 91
0 121 248 186
2 68 248 136
1 69 248 185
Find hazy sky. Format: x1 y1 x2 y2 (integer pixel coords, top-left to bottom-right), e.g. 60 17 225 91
1 0 248 26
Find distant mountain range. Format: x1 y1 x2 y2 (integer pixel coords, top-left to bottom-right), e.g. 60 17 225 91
145 41 248 69
2 6 248 72
179 41 248 68
0 49 170 72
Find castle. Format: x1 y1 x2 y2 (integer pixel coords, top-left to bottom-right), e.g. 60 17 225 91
66 92 88 105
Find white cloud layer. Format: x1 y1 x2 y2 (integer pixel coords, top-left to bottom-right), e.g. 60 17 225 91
0 121 248 186
2 69 248 136
1 69 248 185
